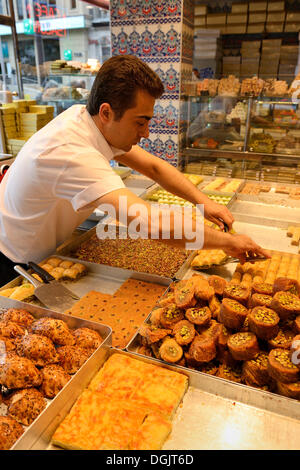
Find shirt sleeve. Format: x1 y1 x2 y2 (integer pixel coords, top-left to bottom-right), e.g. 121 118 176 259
53 149 126 212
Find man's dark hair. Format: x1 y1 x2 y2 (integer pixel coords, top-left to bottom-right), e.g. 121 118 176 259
87 55 164 120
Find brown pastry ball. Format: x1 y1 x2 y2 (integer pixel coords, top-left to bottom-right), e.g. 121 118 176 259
242 352 270 387
7 388 47 426
268 329 295 350
31 317 75 346
219 298 248 330
248 307 279 341
200 320 223 344
227 332 259 361
0 321 25 339
252 282 273 296
0 353 42 389
159 304 184 329
172 320 195 346
16 333 58 367
1 308 34 328
270 291 300 320
268 348 299 383
249 293 272 308
73 327 102 350
40 364 71 398
188 334 217 363
273 277 300 297
57 345 91 374
223 284 250 306
0 416 24 450
208 275 227 296
185 306 211 326
159 337 183 363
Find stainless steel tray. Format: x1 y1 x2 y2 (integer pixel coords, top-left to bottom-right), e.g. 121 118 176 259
237 181 300 209
230 199 300 228
16 347 300 450
0 297 112 451
55 226 194 281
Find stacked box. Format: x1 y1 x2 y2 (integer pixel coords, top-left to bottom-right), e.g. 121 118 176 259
231 3 248 14
0 107 18 143
259 39 281 77
222 56 241 75
6 138 29 157
241 41 261 77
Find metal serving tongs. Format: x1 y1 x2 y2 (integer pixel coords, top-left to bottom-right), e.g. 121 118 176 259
193 220 268 271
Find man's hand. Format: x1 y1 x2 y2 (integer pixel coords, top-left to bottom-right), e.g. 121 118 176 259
223 233 270 264
203 199 234 230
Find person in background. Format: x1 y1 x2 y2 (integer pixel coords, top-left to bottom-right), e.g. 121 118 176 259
0 55 268 285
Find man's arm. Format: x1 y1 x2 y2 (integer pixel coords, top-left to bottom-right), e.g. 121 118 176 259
115 145 234 229
82 187 269 263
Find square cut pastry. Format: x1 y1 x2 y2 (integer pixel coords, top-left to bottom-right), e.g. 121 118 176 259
59 260 74 270
50 267 65 281
46 257 62 268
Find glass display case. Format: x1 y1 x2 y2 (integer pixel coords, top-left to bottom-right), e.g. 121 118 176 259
182 94 300 184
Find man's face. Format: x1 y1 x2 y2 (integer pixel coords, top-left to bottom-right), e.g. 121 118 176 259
103 89 155 152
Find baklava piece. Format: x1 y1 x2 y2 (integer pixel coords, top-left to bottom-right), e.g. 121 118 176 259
219 298 248 330
249 293 272 308
50 267 65 281
270 291 300 320
139 325 171 345
242 352 270 387
268 348 299 383
191 275 214 301
7 388 47 426
188 334 217 363
273 277 300 297
46 257 62 268
40 364 71 398
216 364 243 383
172 320 195 346
174 280 195 309
252 281 273 296
223 284 251 307
159 304 184 329
227 332 259 361
159 337 183 363
157 293 175 308
198 362 218 376
58 260 74 270
276 381 300 400
208 275 227 296
0 416 24 450
248 307 280 340
185 306 211 326
268 329 295 350
208 295 221 319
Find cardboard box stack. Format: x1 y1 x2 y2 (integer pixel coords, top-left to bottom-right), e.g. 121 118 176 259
241 40 261 78
259 39 281 79
285 11 300 32
0 100 54 156
193 29 222 78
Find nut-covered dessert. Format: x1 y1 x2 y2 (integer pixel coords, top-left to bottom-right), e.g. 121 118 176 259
174 280 196 309
276 381 300 399
223 284 250 306
268 348 299 383
249 293 272 308
188 334 217 363
185 306 211 326
7 388 47 426
159 337 183 363
272 277 300 297
227 332 259 361
252 282 273 296
268 328 295 350
270 291 300 320
248 307 280 340
216 364 243 383
172 320 195 346
159 304 184 329
208 275 228 296
219 298 248 330
242 352 270 387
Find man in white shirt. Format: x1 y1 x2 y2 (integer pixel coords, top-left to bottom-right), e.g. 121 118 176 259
0 55 268 284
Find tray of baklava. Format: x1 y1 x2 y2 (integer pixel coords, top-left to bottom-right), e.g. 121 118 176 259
13 347 300 450
0 296 111 450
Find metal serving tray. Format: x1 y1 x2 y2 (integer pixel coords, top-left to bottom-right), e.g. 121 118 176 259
230 199 300 228
16 347 300 450
237 181 300 209
55 226 195 281
0 297 112 451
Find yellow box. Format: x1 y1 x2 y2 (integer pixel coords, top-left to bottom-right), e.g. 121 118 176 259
227 13 248 24
232 3 248 13
247 23 265 33
266 22 284 32
249 12 266 23
267 1 285 11
285 23 300 32
267 11 285 22
194 16 206 26
207 13 227 25
286 12 300 22
249 2 267 11
226 24 247 33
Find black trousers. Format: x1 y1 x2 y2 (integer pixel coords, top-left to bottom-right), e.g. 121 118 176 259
0 252 27 286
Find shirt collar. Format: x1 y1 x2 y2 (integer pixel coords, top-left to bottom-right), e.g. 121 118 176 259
84 107 125 160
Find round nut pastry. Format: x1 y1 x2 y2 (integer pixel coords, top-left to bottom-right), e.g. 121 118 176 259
270 291 300 320
57 345 91 374
185 306 211 326
268 329 295 350
172 320 195 346
219 298 248 330
7 388 47 426
227 332 259 361
0 320 25 339
31 317 75 346
249 293 272 309
272 277 300 297
16 333 59 367
252 282 273 296
40 364 71 398
248 307 280 341
223 284 250 306
242 352 270 387
276 380 300 400
0 353 42 389
0 415 24 450
73 327 103 350
159 303 184 329
268 348 299 383
159 337 183 363
188 334 217 363
1 309 34 328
